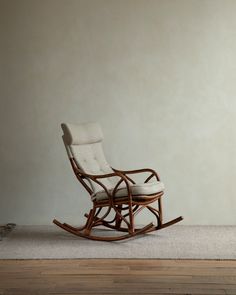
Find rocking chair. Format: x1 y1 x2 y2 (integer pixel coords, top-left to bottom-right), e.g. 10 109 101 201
53 122 183 241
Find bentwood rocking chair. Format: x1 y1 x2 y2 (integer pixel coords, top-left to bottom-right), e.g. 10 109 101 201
53 122 183 241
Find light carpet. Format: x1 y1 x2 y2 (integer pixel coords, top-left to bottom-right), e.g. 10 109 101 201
0 225 235 259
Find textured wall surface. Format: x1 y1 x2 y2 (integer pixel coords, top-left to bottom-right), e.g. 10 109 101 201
0 0 235 225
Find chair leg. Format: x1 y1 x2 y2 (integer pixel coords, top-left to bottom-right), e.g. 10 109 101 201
83 208 96 236
128 203 135 234
157 198 162 225
115 205 123 229
145 197 183 232
156 197 183 229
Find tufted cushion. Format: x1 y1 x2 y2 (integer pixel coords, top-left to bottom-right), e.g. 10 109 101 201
62 122 115 193
61 122 104 145
70 143 119 192
91 181 165 201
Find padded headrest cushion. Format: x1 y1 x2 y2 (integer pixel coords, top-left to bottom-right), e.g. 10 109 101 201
61 122 104 145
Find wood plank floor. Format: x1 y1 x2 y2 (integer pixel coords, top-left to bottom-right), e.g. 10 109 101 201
0 259 236 295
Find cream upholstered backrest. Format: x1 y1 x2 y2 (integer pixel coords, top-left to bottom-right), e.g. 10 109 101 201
61 122 118 193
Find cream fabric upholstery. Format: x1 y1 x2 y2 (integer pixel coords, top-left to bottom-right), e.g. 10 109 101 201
62 122 119 193
92 181 165 201
70 143 119 192
61 122 104 145
61 122 165 198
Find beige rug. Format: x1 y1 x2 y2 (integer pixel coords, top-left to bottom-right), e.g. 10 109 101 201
0 225 235 259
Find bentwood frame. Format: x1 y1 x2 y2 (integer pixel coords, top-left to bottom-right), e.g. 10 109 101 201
53 123 183 241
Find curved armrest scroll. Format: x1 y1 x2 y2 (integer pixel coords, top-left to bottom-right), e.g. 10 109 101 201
74 166 132 203
113 168 161 182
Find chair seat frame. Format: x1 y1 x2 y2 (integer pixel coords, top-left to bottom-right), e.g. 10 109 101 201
53 157 183 241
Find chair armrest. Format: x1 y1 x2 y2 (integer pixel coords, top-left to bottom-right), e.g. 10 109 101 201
113 168 161 182
74 167 132 202
75 168 126 181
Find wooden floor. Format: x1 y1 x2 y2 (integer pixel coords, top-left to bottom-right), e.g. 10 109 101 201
0 259 236 295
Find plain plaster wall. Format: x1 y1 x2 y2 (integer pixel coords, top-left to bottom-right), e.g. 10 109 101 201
0 0 236 225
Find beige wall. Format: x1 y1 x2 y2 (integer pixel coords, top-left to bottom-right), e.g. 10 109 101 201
0 0 236 225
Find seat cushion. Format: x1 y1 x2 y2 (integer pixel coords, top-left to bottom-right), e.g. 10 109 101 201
92 181 165 201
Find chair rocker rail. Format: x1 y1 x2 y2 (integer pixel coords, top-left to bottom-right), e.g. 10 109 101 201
53 122 183 241
53 218 155 241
